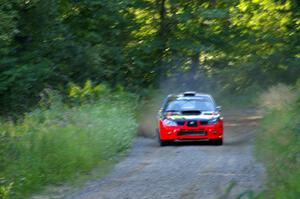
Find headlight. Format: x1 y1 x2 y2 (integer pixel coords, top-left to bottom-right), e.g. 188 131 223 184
163 119 178 126
208 118 219 124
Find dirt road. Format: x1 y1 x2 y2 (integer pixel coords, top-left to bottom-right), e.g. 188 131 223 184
67 109 265 199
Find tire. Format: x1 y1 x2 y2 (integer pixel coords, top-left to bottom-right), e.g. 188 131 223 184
159 139 169 147
213 138 223 146
157 130 170 147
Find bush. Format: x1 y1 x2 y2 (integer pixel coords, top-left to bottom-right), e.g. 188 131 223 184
256 84 300 198
260 83 296 110
0 91 138 198
0 179 13 199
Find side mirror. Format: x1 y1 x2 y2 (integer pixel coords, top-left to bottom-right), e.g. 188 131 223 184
216 106 222 112
158 109 163 118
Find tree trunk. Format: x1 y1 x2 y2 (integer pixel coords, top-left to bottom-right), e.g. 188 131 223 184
156 0 168 81
157 0 167 39
191 51 200 80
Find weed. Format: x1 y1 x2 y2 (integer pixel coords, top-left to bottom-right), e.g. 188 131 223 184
0 91 138 198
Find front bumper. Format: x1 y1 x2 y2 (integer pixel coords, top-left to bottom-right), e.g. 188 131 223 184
159 120 224 141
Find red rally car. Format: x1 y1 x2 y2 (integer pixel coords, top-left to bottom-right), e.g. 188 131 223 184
157 91 224 146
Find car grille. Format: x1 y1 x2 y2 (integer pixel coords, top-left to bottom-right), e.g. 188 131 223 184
200 120 209 125
177 130 206 136
176 121 185 126
175 120 210 126
187 120 198 127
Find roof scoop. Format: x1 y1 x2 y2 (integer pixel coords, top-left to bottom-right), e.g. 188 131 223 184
181 110 201 115
183 91 197 96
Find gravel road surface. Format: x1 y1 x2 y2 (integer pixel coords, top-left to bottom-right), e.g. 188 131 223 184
66 110 265 199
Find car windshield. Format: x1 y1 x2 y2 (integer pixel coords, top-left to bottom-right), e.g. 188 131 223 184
166 97 215 112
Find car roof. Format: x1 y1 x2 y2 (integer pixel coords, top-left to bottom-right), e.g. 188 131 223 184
176 95 211 100
165 92 215 103
161 92 216 110
170 91 212 99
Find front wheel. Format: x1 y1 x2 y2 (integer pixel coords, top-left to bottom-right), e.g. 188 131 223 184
159 139 170 146
213 138 223 145
157 130 170 146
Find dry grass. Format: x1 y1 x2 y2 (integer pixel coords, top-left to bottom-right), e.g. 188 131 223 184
256 83 300 198
260 83 296 110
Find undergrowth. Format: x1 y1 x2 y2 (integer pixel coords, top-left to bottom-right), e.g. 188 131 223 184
256 83 300 198
0 83 138 198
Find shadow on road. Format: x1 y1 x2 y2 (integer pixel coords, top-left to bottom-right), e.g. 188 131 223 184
164 141 219 147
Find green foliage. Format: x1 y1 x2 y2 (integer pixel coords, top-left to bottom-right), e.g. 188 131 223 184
0 1 298 197
212 83 263 109
0 0 299 114
256 83 300 198
0 0 17 58
218 181 263 199
0 180 13 199
225 0 300 88
68 80 109 104
0 92 138 198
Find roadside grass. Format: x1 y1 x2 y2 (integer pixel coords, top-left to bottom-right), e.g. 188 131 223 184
255 84 300 198
0 92 138 198
30 159 116 199
218 181 263 199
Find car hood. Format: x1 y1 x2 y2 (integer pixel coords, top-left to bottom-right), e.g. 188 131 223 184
167 113 220 120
